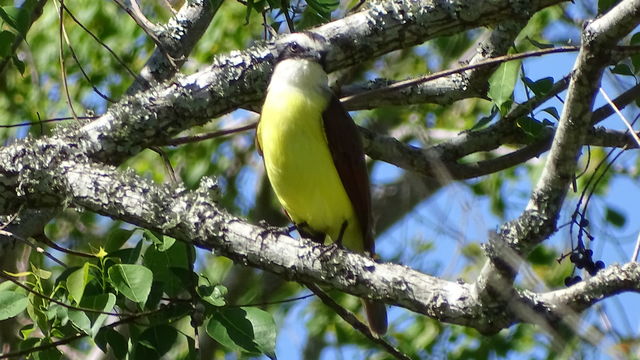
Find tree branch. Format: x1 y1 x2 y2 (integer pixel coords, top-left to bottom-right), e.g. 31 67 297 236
0 142 638 334
475 0 640 307
129 0 224 93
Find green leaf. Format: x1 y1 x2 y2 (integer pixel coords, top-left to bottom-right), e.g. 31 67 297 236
488 59 520 114
108 239 143 264
18 337 40 353
27 290 49 333
0 7 19 30
526 36 555 49
15 0 37 36
20 323 36 339
30 340 63 360
523 76 554 96
244 0 255 25
610 63 634 76
630 33 640 72
80 293 117 338
197 274 227 306
298 0 338 29
143 229 176 252
185 335 197 360
132 325 179 359
540 106 560 120
67 263 92 304
46 303 68 325
598 0 619 14
206 307 277 357
4 270 32 277
0 290 28 320
68 309 92 335
605 206 626 227
12 54 25 74
0 279 17 291
470 107 498 130
516 116 546 139
108 264 153 304
95 328 128 359
143 240 192 297
0 30 16 57
307 0 339 13
30 264 51 280
105 228 136 253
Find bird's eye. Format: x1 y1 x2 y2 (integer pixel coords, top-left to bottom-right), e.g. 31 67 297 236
289 42 300 53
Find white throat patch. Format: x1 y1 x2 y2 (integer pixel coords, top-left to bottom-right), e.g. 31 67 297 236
269 58 329 94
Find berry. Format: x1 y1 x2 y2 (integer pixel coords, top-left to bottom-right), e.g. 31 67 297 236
564 276 573 287
564 276 582 287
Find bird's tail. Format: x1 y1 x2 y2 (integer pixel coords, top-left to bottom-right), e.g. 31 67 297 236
363 299 388 335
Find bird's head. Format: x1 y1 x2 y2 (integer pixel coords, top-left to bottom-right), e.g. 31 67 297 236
275 32 329 69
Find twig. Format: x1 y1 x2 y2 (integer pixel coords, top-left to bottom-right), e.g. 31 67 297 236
0 272 125 316
304 282 411 360
34 234 97 259
65 40 116 103
61 4 140 81
631 231 640 262
0 116 97 128
129 0 161 34
233 293 315 307
0 229 67 268
342 46 640 108
150 147 178 185
56 0 80 123
0 206 22 231
342 46 582 106
163 122 257 146
111 0 179 69
280 0 295 32
599 87 640 147
0 305 168 359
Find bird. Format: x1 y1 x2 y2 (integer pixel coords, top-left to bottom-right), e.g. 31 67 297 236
256 31 388 335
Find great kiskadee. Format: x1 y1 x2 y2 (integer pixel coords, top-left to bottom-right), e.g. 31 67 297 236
256 32 388 335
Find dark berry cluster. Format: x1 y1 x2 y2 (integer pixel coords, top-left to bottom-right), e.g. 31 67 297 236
563 245 605 287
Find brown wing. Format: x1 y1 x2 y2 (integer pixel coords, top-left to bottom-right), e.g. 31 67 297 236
322 95 374 254
255 120 263 156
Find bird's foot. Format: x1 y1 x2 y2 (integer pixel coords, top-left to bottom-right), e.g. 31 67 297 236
334 220 348 248
258 221 297 239
314 241 343 261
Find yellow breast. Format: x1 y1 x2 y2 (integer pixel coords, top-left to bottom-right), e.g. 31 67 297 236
258 85 363 251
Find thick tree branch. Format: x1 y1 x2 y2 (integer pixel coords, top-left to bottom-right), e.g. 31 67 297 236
0 142 638 334
1 0 568 247
68 0 566 165
0 0 221 247
508 0 640 254
129 0 223 93
476 0 640 307
341 19 528 109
